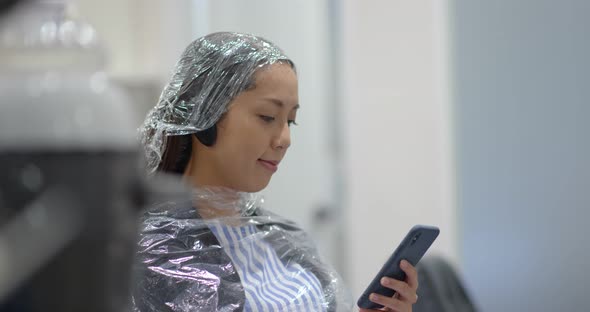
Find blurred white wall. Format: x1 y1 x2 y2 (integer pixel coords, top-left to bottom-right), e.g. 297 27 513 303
453 0 590 310
75 0 192 80
340 0 457 298
75 0 195 125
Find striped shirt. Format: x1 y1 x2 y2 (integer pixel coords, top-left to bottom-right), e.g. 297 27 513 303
209 222 327 312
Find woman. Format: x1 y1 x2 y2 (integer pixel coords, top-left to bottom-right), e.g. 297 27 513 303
134 32 418 312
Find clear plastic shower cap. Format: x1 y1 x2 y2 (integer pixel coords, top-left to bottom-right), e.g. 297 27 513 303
138 32 294 174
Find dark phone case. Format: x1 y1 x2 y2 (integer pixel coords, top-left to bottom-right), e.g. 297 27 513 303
357 225 440 310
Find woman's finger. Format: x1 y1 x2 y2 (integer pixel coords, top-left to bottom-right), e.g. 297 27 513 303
368 292 412 312
400 260 419 290
380 277 418 304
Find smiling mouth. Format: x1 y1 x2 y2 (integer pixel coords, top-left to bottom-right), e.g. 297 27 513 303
257 159 279 172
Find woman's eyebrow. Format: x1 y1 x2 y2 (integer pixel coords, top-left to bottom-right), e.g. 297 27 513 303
264 98 300 110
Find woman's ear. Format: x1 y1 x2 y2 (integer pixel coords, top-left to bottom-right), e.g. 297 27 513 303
194 125 217 147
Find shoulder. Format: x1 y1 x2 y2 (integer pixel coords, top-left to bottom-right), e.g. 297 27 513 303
137 202 220 253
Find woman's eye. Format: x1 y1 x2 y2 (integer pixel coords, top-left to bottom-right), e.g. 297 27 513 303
259 115 275 123
288 120 298 127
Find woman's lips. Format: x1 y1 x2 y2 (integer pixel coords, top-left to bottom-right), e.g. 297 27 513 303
257 159 278 172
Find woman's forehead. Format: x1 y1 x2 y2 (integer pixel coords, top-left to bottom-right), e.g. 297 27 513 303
252 63 297 83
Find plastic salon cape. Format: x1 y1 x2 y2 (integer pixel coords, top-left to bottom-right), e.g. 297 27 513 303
131 187 353 312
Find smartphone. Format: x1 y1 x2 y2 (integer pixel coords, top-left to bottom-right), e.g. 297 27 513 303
357 225 440 310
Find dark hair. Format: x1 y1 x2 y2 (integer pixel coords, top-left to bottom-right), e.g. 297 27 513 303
158 126 218 174
157 134 192 174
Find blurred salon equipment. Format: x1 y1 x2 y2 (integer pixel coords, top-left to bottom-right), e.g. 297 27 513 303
0 0 21 16
0 0 176 310
413 256 478 312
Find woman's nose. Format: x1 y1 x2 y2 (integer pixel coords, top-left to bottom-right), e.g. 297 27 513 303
272 123 291 150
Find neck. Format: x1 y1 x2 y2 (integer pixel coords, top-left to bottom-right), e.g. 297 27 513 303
182 139 244 219
183 142 232 191
183 174 242 219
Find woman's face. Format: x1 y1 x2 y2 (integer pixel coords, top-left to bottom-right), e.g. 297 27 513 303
186 63 299 192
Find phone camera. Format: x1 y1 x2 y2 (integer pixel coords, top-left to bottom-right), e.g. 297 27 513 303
410 233 421 245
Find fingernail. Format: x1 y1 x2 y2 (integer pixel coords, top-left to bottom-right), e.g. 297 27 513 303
381 277 389 286
400 260 408 268
370 293 379 301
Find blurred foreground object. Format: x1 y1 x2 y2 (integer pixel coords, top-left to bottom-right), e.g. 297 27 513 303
0 0 22 16
0 0 144 311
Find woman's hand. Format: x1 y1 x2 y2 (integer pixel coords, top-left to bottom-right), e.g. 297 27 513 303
359 260 419 312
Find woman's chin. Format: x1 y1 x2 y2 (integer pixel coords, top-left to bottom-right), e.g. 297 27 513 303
238 178 271 193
